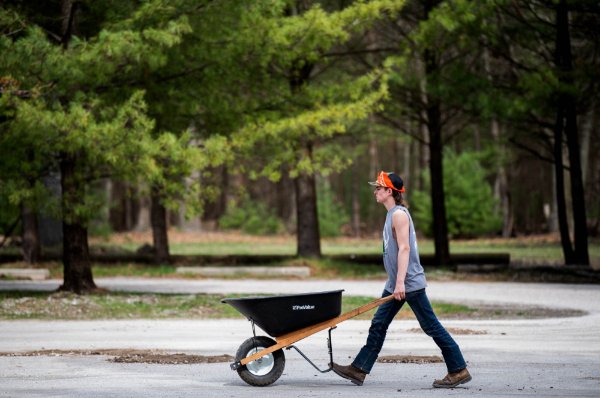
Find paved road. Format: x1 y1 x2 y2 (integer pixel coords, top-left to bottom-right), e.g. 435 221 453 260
1 278 599 397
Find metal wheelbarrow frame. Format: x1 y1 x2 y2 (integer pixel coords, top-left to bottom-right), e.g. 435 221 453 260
222 290 394 386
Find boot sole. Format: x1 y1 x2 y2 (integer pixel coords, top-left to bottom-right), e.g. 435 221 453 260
332 367 364 386
432 375 472 388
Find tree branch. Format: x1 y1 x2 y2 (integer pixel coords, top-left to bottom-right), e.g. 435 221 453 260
375 112 428 145
323 47 398 58
508 137 571 170
95 64 210 92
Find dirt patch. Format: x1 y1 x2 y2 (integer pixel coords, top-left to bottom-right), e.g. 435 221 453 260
463 304 586 320
377 355 443 364
0 349 234 364
407 327 488 335
390 303 585 321
110 353 233 364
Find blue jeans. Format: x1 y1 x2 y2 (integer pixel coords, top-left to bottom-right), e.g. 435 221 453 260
352 288 466 374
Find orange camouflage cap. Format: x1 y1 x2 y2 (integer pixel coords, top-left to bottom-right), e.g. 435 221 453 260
368 171 405 193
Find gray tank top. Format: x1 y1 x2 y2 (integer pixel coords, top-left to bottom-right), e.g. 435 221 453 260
382 205 427 293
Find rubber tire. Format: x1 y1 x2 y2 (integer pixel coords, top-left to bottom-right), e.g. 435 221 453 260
235 336 285 387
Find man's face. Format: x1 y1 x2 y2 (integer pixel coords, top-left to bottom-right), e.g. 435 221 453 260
374 186 391 203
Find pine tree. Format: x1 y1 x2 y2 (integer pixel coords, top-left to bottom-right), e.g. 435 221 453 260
0 2 207 292
230 0 402 257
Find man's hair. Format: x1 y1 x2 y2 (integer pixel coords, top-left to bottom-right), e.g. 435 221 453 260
392 190 408 207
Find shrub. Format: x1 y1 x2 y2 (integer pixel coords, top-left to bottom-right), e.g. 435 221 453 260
412 150 502 238
219 200 284 235
317 180 349 237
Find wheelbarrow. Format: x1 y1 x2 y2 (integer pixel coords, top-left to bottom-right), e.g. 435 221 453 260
221 290 394 386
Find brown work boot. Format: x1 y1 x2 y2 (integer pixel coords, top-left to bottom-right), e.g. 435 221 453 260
432 368 472 388
331 363 367 386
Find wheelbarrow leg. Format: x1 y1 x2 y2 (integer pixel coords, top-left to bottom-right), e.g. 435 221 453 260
286 327 337 373
327 326 335 368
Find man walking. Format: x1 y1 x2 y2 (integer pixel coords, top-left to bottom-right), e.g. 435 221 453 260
331 171 472 388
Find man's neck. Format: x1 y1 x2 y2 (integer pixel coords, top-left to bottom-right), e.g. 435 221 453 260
383 197 396 211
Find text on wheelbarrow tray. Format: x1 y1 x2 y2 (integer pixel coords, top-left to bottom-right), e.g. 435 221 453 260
292 305 316 310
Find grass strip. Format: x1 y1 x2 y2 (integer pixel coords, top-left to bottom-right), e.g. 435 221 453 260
0 291 473 321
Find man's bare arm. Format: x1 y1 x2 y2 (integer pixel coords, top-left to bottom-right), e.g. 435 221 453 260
392 210 410 300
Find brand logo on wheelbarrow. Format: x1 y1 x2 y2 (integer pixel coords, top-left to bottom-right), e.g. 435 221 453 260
292 304 315 310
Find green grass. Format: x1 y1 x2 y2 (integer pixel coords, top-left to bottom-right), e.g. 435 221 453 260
0 291 476 321
292 258 387 279
91 264 177 278
171 242 297 255
97 237 600 264
2 233 599 265
0 259 387 279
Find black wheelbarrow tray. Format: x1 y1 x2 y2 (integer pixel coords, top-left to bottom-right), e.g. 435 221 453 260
221 290 393 386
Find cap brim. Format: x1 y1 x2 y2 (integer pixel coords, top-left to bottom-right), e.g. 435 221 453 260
368 181 383 187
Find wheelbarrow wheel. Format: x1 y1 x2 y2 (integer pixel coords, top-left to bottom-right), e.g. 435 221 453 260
235 336 285 386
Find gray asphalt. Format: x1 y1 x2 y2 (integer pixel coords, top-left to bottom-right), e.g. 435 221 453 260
1 278 599 397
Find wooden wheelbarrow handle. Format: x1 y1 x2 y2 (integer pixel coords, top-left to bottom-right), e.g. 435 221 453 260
237 294 395 368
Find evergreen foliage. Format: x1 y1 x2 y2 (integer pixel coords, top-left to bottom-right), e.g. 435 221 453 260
0 0 597 270
219 200 284 236
0 1 231 225
317 179 349 237
412 150 502 239
231 1 402 181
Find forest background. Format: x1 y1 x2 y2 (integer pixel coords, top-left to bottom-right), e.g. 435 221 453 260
0 0 598 293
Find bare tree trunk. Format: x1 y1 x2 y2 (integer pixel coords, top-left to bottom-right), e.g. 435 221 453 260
367 134 379 230
21 151 41 262
295 163 321 258
483 46 512 237
125 187 136 230
579 103 596 235
549 159 559 233
580 101 593 185
393 137 401 172
351 162 361 237
491 122 512 237
422 0 450 266
109 181 124 231
58 153 96 293
151 190 170 263
21 204 40 263
427 108 450 266
60 0 79 47
553 111 575 263
276 171 295 231
554 0 589 265
368 130 378 177
419 69 430 193
60 220 95 293
403 139 411 190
